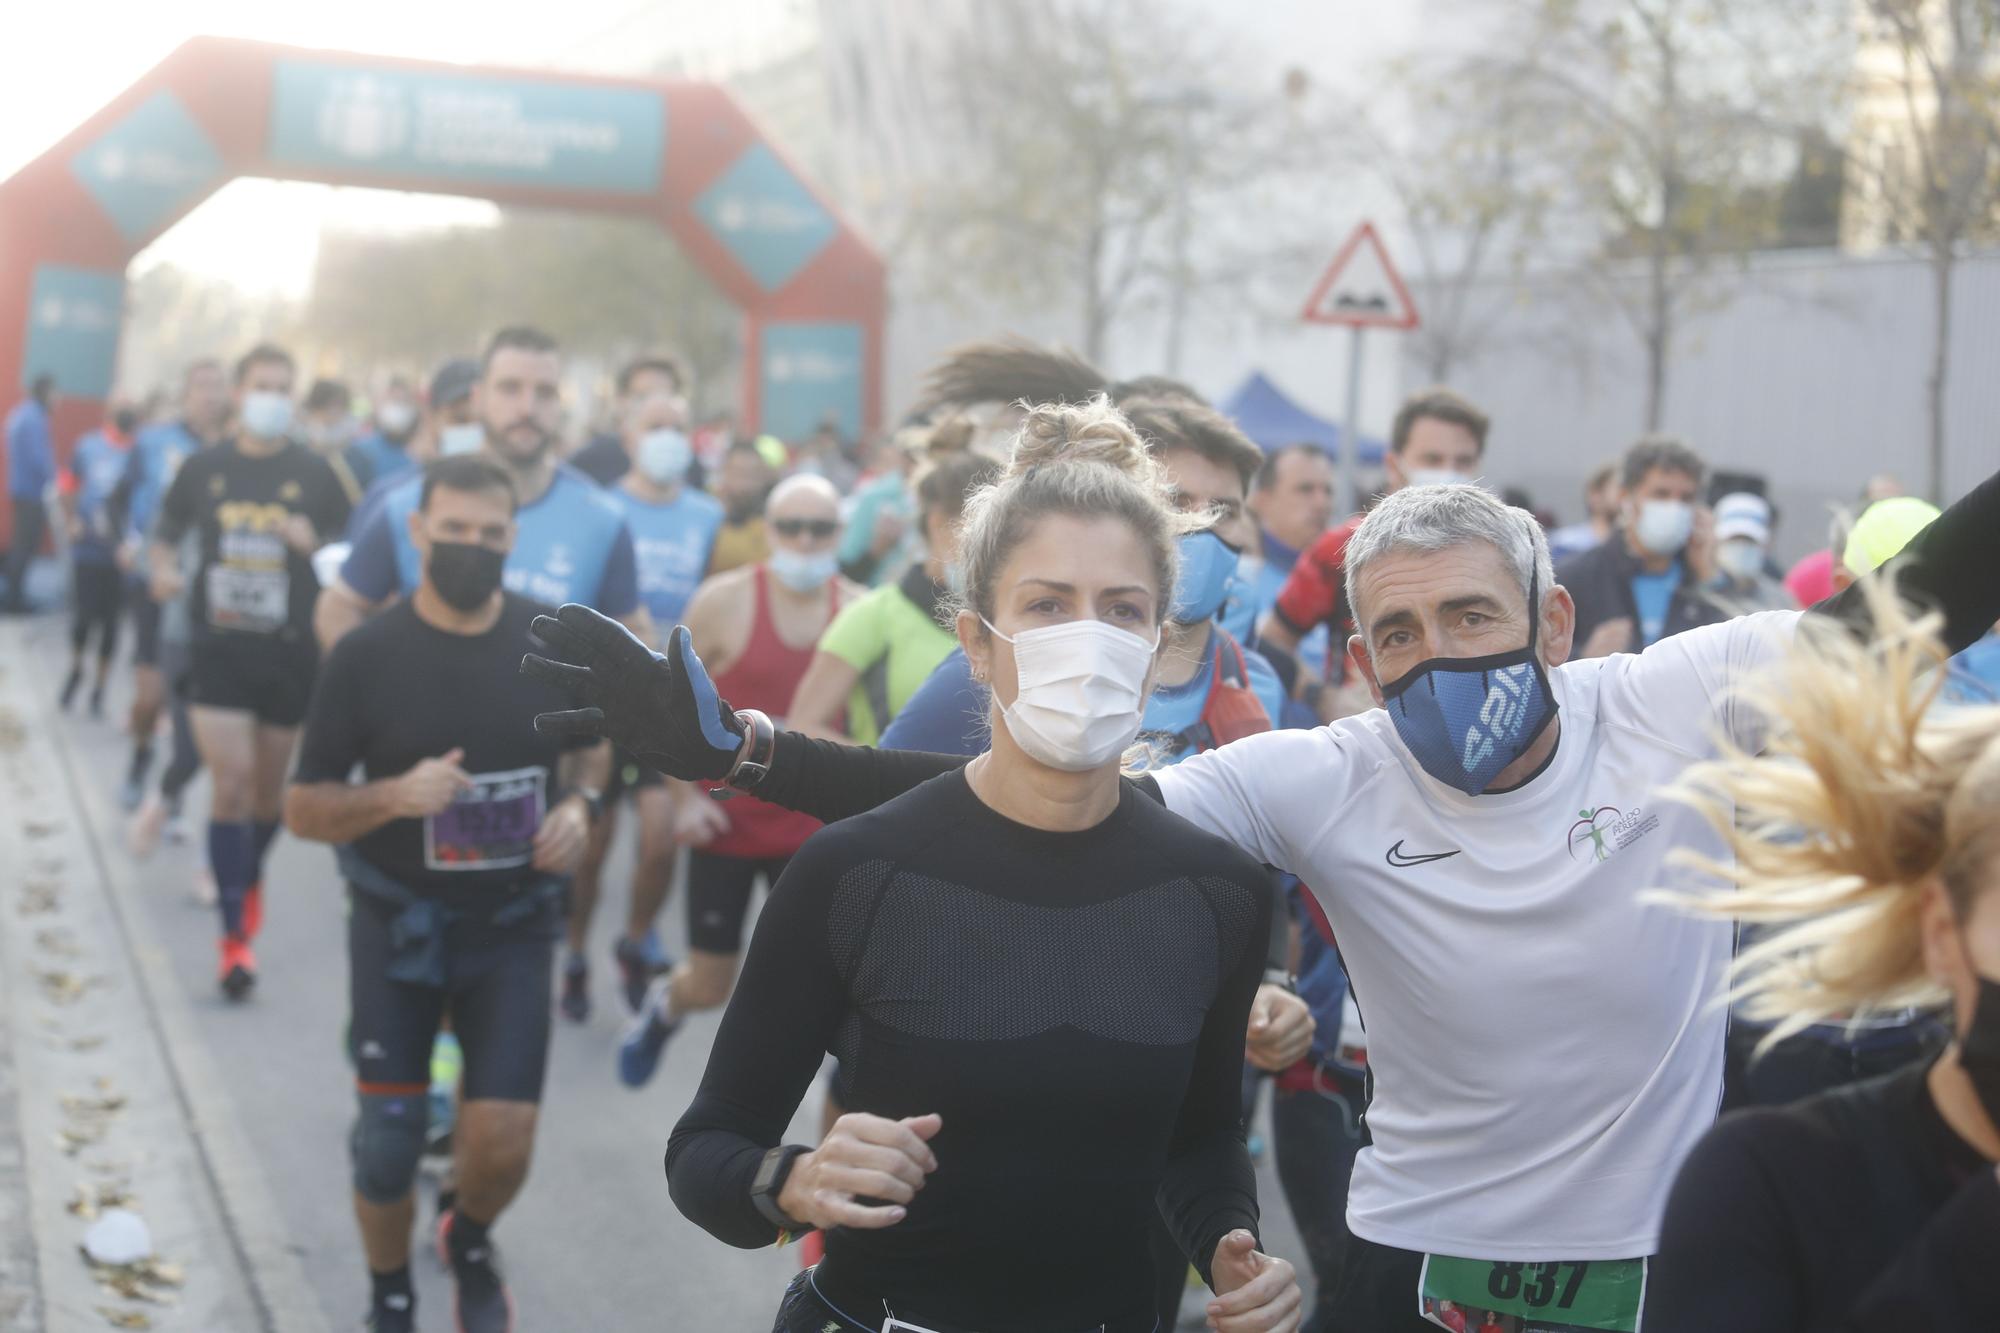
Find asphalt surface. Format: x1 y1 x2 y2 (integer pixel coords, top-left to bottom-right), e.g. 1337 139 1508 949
31 609 1311 1331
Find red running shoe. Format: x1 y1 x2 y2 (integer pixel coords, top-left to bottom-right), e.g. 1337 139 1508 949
218 935 257 1002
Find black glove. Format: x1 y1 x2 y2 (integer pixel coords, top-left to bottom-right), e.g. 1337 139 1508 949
521 605 746 782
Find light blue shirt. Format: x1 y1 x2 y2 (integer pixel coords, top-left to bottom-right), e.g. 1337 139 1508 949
606 485 724 627
1629 563 1684 647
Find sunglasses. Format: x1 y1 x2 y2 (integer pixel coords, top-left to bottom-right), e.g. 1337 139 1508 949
771 517 840 540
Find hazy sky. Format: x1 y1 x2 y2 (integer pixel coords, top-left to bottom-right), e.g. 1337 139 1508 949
4 0 801 294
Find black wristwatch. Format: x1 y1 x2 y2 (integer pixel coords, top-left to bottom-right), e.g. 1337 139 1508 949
561 786 607 823
749 1143 812 1234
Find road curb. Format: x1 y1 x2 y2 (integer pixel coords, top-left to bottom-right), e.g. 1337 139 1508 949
25 625 332 1333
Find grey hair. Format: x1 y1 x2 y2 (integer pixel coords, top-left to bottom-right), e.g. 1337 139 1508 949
1343 483 1555 631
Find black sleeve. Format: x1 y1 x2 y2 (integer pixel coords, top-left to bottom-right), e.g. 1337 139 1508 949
755 731 969 824
1647 1111 1808 1333
1156 874 1269 1290
1845 1169 2000 1331
294 638 368 786
665 832 852 1247
153 456 199 546
1811 468 2000 655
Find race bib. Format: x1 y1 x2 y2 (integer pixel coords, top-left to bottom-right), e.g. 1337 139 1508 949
424 767 546 872
206 565 290 632
1420 1255 1646 1333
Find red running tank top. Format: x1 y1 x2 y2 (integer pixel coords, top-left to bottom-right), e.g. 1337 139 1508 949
702 564 833 859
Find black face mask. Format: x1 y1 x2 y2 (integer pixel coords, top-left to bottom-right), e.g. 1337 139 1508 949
113 410 140 436
1956 944 2000 1130
427 542 506 612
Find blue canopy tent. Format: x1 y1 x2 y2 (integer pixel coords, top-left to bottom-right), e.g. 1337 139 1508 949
1220 371 1385 463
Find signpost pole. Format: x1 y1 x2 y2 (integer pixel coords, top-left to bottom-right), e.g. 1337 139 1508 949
1339 327 1365 520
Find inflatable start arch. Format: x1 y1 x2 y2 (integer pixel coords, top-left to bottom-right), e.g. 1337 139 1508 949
0 35 885 500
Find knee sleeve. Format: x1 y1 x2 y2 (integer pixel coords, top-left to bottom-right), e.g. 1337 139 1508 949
350 1090 429 1204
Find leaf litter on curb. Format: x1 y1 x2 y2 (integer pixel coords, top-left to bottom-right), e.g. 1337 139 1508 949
57 1080 126 1155
38 969 107 1005
95 1307 151 1329
35 927 80 957
86 1257 184 1306
68 1181 138 1218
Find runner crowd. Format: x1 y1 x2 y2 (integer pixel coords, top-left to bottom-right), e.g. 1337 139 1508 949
4 328 1997 1333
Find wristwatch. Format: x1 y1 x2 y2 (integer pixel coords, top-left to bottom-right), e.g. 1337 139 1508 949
1262 966 1299 994
719 708 777 796
749 1143 812 1233
561 786 607 823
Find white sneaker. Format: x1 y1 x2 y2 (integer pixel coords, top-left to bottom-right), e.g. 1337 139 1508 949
190 866 217 907
162 809 189 845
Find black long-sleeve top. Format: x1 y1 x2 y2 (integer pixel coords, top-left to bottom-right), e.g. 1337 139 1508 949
1649 1058 1999 1331
665 769 1270 1331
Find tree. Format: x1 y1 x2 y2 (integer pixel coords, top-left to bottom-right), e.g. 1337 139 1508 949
1845 0 2000 501
1457 0 1831 429
303 210 741 412
904 0 1305 365
1344 72 1560 384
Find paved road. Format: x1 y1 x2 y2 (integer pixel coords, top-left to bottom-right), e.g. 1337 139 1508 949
27 612 1311 1330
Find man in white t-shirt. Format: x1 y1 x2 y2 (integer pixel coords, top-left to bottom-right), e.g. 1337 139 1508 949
521 470 2000 1333
1154 484 1783 1328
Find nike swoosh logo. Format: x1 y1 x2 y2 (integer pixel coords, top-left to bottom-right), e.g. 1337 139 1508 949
1386 840 1462 868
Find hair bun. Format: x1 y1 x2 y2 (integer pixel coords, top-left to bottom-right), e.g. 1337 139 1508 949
1007 397 1151 481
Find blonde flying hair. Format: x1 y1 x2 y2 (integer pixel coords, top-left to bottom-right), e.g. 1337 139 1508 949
954 397 1206 627
1669 582 2000 1045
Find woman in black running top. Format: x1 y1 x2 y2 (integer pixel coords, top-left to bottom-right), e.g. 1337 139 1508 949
1650 587 2000 1332
661 402 1301 1332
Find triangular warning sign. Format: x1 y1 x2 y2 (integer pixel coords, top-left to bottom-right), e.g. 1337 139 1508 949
1300 221 1420 329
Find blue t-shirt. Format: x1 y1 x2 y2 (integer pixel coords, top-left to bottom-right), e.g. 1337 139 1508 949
880 631 1285 763
67 430 130 563
1948 632 2000 704
339 464 641 615
606 485 724 627
6 400 53 499
345 432 416 491
1629 563 1683 647
125 421 203 546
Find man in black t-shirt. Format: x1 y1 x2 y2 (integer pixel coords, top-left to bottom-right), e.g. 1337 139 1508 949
151 343 351 1000
286 455 608 1333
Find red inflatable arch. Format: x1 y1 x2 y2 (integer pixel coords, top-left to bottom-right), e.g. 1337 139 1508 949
0 35 885 535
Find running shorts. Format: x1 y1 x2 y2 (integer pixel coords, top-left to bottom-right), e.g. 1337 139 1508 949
188 639 317 727
346 888 560 1104
129 584 163 667
686 849 791 955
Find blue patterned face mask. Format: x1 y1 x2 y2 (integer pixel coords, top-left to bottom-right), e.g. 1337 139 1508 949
1379 564 1558 796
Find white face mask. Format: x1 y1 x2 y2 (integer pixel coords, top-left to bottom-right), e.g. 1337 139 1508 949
438 423 486 457
1717 539 1764 581
377 402 417 436
1403 467 1474 489
1633 499 1695 555
239 392 293 441
636 428 691 484
982 617 1159 772
769 547 838 592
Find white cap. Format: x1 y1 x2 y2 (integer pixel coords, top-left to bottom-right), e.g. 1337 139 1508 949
1714 492 1771 544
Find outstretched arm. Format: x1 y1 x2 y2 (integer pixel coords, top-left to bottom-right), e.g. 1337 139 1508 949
521 604 964 825
1812 467 2000 653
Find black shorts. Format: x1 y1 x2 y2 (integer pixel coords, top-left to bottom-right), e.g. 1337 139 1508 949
686 849 791 955
347 889 560 1104
129 586 163 667
607 745 665 802
189 639 317 727
71 561 123 630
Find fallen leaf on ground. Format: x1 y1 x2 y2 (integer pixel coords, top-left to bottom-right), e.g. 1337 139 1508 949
94 1307 150 1329
35 927 79 956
